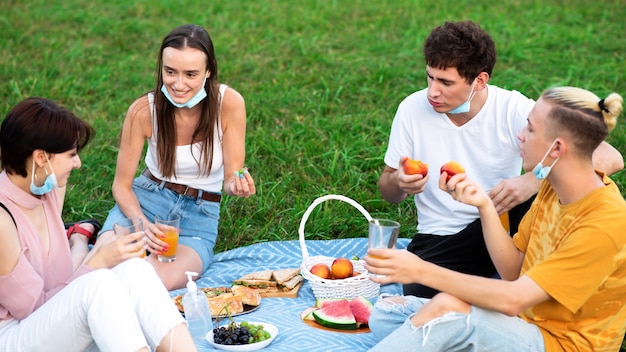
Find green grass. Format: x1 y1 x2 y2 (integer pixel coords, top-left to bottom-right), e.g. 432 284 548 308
2 0 626 348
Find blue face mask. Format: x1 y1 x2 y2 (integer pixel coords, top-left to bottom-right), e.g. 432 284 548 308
448 79 477 114
531 140 559 180
30 154 58 195
160 77 208 108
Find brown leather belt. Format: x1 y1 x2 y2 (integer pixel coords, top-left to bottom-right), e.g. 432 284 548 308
142 169 221 203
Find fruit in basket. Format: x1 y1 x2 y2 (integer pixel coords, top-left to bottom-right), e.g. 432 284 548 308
310 263 332 279
403 158 428 176
312 299 357 330
331 257 353 279
440 161 466 181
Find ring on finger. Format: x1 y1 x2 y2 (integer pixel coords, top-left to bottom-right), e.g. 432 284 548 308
448 188 455 193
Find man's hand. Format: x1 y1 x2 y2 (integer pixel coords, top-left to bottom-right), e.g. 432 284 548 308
439 173 491 209
397 156 429 195
488 173 540 214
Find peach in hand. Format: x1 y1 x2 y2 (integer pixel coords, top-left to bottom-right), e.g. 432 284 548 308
403 158 428 176
331 257 354 279
440 161 466 182
310 263 332 279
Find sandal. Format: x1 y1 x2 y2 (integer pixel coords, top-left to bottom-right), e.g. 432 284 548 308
65 218 102 245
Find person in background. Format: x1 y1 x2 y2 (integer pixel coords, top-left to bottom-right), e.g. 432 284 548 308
0 97 196 351
99 24 256 290
377 21 624 298
366 87 626 351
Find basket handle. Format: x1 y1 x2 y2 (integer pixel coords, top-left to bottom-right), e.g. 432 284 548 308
299 194 373 260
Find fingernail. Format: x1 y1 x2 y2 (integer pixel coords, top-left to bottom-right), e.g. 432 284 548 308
239 173 244 179
163 245 169 251
234 171 239 177
243 168 250 175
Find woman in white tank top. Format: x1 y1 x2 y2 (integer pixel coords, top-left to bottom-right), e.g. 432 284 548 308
99 24 256 291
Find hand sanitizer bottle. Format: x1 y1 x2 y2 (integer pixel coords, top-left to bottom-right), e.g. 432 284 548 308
182 271 213 343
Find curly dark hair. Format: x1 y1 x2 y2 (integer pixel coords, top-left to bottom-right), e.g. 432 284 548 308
423 21 497 83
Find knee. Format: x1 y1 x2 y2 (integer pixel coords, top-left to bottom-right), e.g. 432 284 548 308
430 292 471 314
409 292 471 327
369 296 411 341
77 270 126 301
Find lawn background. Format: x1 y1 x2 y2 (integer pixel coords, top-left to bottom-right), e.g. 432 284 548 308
2 0 626 348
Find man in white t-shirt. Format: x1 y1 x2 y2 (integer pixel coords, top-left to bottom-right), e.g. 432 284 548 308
378 21 624 298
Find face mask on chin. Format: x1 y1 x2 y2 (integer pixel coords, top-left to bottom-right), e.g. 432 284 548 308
531 139 559 180
161 76 208 108
30 154 58 195
448 79 477 114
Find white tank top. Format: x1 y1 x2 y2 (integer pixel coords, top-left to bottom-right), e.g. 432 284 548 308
144 84 227 192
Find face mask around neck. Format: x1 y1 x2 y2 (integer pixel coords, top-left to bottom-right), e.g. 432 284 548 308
30 154 58 195
448 79 477 114
161 76 208 108
531 139 559 180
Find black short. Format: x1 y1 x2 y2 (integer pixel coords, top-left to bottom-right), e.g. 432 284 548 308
403 195 535 298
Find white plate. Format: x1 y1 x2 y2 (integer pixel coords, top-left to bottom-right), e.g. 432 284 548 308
206 322 278 351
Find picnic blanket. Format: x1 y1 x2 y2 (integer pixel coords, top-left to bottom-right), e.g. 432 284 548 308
169 237 411 352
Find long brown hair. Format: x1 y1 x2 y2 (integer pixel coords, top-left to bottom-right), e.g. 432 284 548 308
153 24 220 178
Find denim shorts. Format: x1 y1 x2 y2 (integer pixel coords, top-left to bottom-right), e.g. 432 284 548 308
100 174 220 274
368 294 545 352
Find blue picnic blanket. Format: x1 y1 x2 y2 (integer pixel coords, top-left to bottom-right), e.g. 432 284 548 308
169 237 411 352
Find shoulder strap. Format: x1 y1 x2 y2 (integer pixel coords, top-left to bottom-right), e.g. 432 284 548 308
0 202 17 228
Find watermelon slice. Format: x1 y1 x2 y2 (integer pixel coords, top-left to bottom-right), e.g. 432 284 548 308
349 296 374 325
315 298 343 309
300 306 317 321
312 299 357 330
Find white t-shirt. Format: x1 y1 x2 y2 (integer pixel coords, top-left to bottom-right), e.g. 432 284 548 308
384 85 534 235
144 84 227 192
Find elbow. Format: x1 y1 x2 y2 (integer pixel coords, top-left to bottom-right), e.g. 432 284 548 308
499 292 530 317
611 158 625 176
501 303 525 317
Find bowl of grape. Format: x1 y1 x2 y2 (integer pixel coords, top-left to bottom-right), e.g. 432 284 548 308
206 320 278 351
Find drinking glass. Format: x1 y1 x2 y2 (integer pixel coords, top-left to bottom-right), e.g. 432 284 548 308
368 219 400 278
113 217 146 258
155 213 180 263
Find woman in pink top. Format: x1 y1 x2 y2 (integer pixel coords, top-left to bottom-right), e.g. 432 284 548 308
0 98 197 351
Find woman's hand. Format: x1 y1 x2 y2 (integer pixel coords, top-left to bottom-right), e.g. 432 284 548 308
229 168 256 198
84 230 147 269
141 221 169 256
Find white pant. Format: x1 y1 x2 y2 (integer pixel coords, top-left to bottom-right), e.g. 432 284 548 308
0 258 185 352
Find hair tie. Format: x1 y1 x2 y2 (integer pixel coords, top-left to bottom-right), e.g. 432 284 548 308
598 98 609 113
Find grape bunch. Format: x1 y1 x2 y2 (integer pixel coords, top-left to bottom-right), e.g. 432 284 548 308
213 321 271 345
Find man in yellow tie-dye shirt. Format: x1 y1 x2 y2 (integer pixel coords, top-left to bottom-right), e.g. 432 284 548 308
365 86 626 352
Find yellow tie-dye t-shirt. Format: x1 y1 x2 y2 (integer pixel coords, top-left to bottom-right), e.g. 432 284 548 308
513 173 626 352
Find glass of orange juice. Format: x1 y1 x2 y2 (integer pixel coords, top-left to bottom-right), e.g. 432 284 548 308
113 217 146 258
155 213 180 263
368 219 400 277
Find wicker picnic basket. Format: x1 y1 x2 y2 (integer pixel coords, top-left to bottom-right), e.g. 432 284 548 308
299 194 380 300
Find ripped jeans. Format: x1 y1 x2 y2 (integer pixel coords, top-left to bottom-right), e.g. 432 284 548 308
368 294 545 352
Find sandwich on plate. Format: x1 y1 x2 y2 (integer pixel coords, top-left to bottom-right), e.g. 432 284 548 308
232 268 303 296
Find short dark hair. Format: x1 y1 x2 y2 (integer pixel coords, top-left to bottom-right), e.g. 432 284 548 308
0 97 94 177
423 21 497 83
